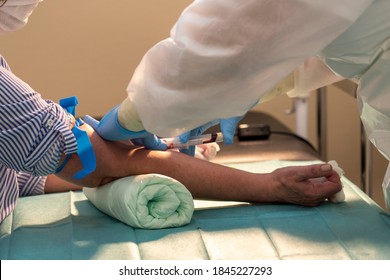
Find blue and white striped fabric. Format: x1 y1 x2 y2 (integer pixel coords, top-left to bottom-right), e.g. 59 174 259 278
0 54 78 223
0 165 46 222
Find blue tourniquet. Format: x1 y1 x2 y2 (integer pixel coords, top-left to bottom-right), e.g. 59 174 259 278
56 96 96 179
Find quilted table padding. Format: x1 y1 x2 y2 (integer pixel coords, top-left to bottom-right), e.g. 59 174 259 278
1 160 390 260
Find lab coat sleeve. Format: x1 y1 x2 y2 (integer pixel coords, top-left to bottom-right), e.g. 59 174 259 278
127 0 374 137
318 0 390 208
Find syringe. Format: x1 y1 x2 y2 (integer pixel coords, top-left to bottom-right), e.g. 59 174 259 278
161 132 224 149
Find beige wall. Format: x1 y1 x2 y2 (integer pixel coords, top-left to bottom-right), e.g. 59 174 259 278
1 0 193 116
1 0 387 208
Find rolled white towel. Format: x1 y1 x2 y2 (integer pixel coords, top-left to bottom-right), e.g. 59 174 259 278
83 174 194 229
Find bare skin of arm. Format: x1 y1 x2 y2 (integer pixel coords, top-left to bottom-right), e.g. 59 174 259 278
44 175 83 193
53 123 342 207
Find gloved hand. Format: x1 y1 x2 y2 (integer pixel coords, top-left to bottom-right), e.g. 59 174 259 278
131 134 168 151
179 116 242 156
219 116 242 144
83 106 167 151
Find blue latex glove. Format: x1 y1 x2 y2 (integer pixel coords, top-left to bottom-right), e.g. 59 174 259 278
220 116 242 144
179 116 242 156
83 106 167 151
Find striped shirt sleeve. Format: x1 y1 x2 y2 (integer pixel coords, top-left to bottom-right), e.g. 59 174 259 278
0 54 78 176
0 164 46 224
0 55 10 70
0 164 18 223
0 53 77 223
17 172 46 197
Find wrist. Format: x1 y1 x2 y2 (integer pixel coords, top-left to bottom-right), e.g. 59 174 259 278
262 171 285 203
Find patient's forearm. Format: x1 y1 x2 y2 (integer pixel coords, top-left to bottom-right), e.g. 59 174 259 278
45 175 82 193
126 149 275 202
55 123 273 201
55 123 342 206
104 146 273 202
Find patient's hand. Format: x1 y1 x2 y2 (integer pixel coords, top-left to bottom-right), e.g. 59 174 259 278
270 164 342 206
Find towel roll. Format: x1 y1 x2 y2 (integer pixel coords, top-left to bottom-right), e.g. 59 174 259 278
83 174 194 229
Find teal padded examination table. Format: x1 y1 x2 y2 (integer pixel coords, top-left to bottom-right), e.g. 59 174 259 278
1 160 390 260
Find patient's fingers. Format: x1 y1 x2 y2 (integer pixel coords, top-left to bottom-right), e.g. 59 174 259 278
295 163 333 181
309 176 342 193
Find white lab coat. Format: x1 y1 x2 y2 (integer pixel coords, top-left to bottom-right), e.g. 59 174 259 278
318 0 390 208
127 0 374 137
